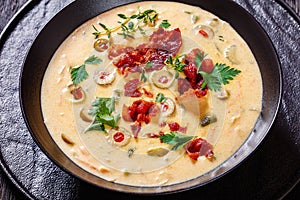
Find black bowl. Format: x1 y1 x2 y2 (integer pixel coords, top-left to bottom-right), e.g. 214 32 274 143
20 0 282 195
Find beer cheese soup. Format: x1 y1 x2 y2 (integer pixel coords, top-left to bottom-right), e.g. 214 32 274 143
41 1 262 186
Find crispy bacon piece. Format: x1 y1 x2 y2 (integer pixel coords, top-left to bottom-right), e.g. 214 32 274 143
177 78 192 95
183 49 204 88
113 47 170 73
177 48 212 97
124 79 142 97
108 44 134 60
112 28 182 74
168 122 187 133
200 59 214 73
148 27 182 54
148 104 160 117
122 105 132 122
124 100 155 125
131 123 141 138
184 138 214 160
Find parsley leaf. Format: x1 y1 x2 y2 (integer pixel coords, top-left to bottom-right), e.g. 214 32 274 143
71 64 88 85
155 93 167 103
140 68 147 82
159 132 195 150
215 63 241 84
85 118 106 132
195 51 207 73
199 70 222 91
159 19 171 28
199 63 241 91
84 55 102 65
70 55 102 85
86 97 120 133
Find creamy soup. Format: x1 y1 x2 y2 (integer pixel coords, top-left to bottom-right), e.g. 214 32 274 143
41 1 262 186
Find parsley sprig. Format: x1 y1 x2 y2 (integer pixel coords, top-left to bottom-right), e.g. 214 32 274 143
92 9 158 39
159 19 171 28
199 63 241 91
71 55 102 85
140 68 147 82
86 97 120 133
159 132 195 150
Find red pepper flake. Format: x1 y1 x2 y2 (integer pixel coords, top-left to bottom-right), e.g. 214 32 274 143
113 132 125 143
168 122 180 131
199 29 208 37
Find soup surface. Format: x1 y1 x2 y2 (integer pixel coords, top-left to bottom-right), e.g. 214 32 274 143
41 1 262 186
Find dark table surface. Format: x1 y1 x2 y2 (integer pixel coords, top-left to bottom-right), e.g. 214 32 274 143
0 0 299 199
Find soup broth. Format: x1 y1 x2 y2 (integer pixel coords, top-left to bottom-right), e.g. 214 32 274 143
41 1 262 186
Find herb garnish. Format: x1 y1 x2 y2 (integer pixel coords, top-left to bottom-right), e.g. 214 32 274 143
155 93 167 103
165 54 186 79
71 65 88 85
165 54 186 72
165 52 240 92
159 19 171 28
71 55 102 85
159 132 195 150
84 55 102 64
195 51 207 74
145 61 153 68
199 63 241 91
218 35 224 42
86 97 120 133
140 68 147 82
93 9 158 39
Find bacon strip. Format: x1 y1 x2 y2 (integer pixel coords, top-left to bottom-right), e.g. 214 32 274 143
131 123 141 138
124 79 142 97
112 28 182 74
184 138 214 160
149 27 182 55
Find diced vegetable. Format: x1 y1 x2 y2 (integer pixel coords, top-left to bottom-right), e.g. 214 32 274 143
94 38 109 52
200 114 217 127
147 147 169 157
